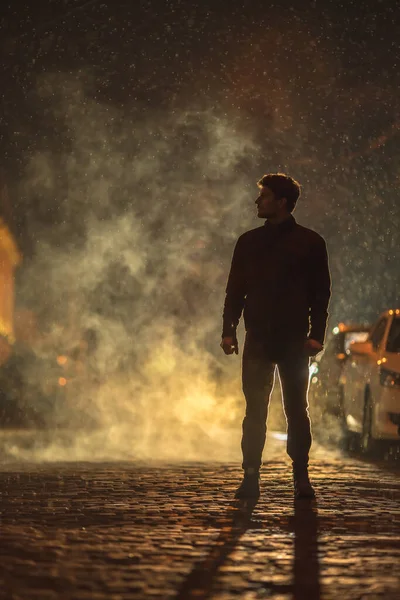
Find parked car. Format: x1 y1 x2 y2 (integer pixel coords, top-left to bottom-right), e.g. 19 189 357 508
340 309 400 452
308 322 370 415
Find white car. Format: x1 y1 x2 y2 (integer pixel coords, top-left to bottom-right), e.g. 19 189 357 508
308 322 370 415
340 309 400 452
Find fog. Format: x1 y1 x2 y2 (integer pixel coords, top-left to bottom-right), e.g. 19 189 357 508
2 53 398 461
2 73 261 461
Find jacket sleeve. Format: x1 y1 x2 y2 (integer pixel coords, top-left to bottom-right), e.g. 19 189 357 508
308 237 331 345
222 237 246 338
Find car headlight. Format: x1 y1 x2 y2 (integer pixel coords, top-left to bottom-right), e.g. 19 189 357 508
309 362 319 375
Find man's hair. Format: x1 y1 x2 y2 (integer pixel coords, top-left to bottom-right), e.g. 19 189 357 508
257 173 301 213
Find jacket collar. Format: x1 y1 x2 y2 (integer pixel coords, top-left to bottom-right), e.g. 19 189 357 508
264 214 296 233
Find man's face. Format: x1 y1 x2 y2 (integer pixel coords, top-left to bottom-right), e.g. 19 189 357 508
255 186 283 219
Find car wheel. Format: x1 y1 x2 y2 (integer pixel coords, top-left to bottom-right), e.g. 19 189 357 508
339 386 360 452
361 389 378 455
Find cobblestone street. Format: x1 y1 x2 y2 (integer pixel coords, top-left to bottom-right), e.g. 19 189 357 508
0 436 399 600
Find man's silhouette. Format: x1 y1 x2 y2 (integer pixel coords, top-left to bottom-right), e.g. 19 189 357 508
221 173 331 499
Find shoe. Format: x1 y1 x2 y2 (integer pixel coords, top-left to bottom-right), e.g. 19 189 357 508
235 470 260 499
293 465 315 499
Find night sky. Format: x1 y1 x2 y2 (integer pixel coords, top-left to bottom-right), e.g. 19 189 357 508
2 1 399 169
1 0 399 326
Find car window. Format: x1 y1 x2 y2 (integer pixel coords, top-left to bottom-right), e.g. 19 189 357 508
386 317 400 353
369 318 387 350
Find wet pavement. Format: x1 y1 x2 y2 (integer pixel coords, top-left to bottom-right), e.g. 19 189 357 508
0 437 399 599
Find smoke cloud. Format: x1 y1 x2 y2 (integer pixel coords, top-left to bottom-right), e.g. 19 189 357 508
3 54 398 462
3 72 269 461
2 5 399 464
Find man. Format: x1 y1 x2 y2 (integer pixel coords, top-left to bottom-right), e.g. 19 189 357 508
221 173 331 499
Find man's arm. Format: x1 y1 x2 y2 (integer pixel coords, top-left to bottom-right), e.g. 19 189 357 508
222 237 246 342
308 237 331 346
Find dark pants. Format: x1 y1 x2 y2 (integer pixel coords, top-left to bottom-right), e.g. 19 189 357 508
241 331 311 470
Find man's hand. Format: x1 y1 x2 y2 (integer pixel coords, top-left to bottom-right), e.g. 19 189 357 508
304 338 323 357
220 336 239 355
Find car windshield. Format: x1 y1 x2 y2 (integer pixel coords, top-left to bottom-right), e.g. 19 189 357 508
386 316 400 353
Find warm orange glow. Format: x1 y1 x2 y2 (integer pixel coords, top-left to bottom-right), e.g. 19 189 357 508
57 355 68 366
58 377 67 386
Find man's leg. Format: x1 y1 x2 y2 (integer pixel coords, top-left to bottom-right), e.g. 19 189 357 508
241 332 276 471
277 353 315 498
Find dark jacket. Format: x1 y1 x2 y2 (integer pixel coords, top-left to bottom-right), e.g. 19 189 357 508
222 215 331 347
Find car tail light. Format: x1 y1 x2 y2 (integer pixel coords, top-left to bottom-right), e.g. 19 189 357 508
380 368 400 388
